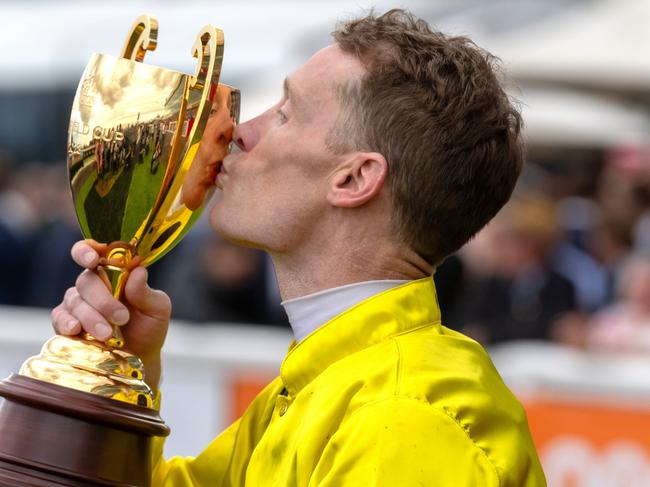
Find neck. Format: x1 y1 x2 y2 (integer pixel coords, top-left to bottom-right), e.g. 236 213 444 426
269 235 432 301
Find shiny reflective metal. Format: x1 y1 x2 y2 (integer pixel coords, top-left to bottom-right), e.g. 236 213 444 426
20 15 240 408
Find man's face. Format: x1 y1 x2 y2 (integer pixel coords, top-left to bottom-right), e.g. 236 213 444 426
209 44 365 252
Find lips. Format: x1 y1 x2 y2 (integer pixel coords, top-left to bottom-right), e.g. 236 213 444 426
215 153 237 187
214 160 229 189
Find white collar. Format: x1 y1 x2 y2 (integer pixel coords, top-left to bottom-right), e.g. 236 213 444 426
281 280 409 343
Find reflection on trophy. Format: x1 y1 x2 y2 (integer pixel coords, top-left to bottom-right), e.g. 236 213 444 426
0 14 240 486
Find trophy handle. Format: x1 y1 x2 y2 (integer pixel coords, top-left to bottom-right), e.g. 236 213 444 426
179 24 225 169
190 25 224 90
185 24 225 148
120 14 159 62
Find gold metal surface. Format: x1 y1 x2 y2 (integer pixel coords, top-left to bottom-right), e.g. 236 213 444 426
21 335 153 407
120 14 158 62
19 15 240 407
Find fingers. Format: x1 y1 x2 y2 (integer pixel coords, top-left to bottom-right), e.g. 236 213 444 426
51 303 81 335
52 288 111 341
124 267 171 321
76 270 130 326
62 287 113 341
52 266 130 342
57 240 170 346
71 239 107 269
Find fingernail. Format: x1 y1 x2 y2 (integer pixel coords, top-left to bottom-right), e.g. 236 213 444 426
111 309 129 325
82 252 96 266
63 320 79 334
94 323 112 341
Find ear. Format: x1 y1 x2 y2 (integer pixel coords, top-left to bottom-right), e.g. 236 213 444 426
327 152 388 208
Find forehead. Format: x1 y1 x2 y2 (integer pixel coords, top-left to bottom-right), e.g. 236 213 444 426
289 44 365 103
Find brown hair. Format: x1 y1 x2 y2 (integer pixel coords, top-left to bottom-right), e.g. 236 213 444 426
330 9 524 265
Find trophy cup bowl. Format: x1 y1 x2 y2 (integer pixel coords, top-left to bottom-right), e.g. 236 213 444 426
0 15 240 487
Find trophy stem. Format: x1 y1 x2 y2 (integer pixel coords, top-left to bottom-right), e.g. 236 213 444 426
102 264 130 300
93 245 135 349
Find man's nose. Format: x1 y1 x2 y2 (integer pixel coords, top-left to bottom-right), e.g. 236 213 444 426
231 119 259 153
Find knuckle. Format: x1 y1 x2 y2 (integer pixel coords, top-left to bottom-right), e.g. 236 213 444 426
68 292 84 311
75 269 92 289
158 291 172 309
70 241 85 261
51 306 63 324
63 286 76 300
76 271 111 305
76 302 100 325
149 289 172 316
63 288 79 308
95 293 116 314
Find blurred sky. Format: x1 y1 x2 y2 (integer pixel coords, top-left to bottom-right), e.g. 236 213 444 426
0 0 648 149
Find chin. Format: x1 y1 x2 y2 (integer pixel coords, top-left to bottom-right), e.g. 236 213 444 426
208 200 231 236
208 203 263 249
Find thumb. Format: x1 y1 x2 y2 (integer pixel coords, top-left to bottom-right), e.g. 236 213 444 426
123 267 171 321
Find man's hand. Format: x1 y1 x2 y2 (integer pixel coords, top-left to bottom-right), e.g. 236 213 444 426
51 239 171 391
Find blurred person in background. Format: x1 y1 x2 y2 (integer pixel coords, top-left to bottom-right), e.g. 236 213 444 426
631 183 650 252
547 213 634 348
52 10 545 486
598 145 650 256
457 194 577 345
0 151 27 304
588 215 634 305
153 216 286 326
586 252 650 353
552 194 609 312
21 163 81 308
0 160 81 306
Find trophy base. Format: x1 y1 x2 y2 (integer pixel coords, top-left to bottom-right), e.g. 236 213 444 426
0 374 169 487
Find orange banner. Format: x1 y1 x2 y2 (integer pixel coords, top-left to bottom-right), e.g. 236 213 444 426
524 396 650 486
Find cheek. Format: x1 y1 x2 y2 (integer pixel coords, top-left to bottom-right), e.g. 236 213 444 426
209 123 332 240
241 135 323 195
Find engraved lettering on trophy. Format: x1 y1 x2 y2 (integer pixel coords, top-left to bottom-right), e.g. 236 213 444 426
70 121 91 136
79 75 96 107
93 126 125 143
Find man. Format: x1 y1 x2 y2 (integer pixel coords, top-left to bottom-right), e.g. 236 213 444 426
53 10 546 486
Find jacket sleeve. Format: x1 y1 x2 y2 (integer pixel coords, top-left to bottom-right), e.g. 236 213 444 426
309 397 502 487
150 377 283 486
151 417 242 486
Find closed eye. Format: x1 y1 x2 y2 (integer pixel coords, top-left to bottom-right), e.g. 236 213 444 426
276 108 288 124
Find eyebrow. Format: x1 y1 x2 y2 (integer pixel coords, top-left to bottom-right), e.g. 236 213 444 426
283 77 302 107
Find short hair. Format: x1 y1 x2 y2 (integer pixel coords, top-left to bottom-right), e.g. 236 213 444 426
329 9 524 265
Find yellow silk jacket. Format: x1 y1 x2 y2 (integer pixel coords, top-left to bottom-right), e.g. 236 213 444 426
152 277 546 486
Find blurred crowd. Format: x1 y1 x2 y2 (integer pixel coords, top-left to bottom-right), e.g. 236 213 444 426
1 145 649 354
0 149 288 327
437 145 650 354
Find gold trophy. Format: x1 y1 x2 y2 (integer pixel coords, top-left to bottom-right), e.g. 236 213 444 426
0 15 240 486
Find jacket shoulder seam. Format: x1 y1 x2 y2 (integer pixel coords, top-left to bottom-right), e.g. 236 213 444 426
430 400 502 486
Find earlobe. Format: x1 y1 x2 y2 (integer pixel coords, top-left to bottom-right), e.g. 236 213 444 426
327 152 388 208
